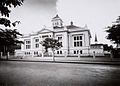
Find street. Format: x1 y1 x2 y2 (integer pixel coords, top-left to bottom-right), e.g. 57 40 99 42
0 61 120 86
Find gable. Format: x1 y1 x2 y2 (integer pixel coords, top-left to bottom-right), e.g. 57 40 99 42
37 29 53 34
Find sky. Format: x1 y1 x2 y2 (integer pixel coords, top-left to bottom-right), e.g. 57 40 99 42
9 0 120 45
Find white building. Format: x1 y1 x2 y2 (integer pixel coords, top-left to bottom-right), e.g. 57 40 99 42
15 15 92 57
90 44 104 56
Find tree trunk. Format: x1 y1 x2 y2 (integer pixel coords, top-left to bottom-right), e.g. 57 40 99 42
52 49 55 61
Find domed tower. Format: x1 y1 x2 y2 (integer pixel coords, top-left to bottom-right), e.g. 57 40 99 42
51 14 63 28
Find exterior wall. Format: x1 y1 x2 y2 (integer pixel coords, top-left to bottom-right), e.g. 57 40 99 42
90 45 104 56
15 15 105 57
54 31 68 56
15 29 91 57
68 31 90 56
89 49 104 56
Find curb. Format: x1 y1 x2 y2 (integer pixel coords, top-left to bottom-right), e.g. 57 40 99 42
1 59 120 65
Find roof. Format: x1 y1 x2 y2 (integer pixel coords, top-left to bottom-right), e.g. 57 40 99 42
66 21 80 29
66 25 79 29
52 14 60 19
91 44 104 46
37 28 53 34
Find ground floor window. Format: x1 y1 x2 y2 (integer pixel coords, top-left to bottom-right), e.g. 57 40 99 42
60 51 62 54
57 51 62 54
74 51 76 54
34 51 38 55
25 52 30 55
57 51 59 54
74 50 82 54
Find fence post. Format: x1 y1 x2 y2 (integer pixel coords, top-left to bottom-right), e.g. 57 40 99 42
42 53 44 58
78 52 81 59
32 52 34 57
93 51 95 59
7 52 10 60
64 51 67 58
0 52 2 59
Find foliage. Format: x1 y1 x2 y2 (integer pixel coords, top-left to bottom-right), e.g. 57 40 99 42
0 0 24 56
106 16 120 44
103 44 113 51
0 0 24 27
0 29 23 55
40 38 62 53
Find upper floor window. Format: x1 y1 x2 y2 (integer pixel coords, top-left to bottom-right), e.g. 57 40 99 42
35 44 39 48
35 39 39 42
73 35 83 47
74 36 82 41
58 36 62 40
26 45 31 49
42 35 49 38
26 40 31 44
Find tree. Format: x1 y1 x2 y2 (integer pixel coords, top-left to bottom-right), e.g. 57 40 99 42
0 0 24 59
0 29 23 59
0 0 24 27
106 16 120 47
106 16 120 58
103 44 113 52
40 38 62 61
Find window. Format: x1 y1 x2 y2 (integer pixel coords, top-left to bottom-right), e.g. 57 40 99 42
34 51 38 55
74 51 76 54
77 50 79 54
57 51 59 54
58 36 62 46
35 39 39 42
35 44 39 48
26 40 30 44
74 42 76 47
80 50 82 54
57 51 62 54
74 37 76 40
74 50 82 54
25 40 31 49
60 42 62 45
60 51 62 54
26 45 30 49
80 41 82 46
25 52 30 55
57 22 59 25
73 35 83 47
80 36 82 40
58 37 62 40
42 35 48 38
77 42 79 46
77 36 79 40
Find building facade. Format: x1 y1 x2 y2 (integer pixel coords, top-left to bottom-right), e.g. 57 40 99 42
15 15 92 57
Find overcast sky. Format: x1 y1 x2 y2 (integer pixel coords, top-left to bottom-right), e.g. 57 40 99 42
10 0 120 45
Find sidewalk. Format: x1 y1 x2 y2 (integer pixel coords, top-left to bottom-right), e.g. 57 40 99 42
1 56 120 65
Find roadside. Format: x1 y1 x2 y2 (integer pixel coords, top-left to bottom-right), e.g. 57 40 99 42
1 56 120 65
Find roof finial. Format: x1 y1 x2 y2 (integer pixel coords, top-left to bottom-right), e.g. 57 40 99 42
43 25 46 29
95 34 98 44
84 24 88 29
53 14 60 19
70 21 73 26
